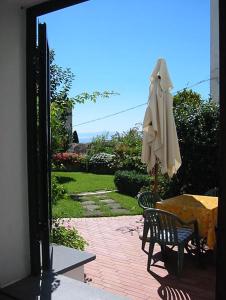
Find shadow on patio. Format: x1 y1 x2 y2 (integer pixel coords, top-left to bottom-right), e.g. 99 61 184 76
68 215 215 300
147 249 215 300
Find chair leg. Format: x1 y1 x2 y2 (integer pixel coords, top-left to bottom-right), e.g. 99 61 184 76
161 245 167 261
147 242 155 271
195 235 201 266
177 244 184 276
142 221 149 250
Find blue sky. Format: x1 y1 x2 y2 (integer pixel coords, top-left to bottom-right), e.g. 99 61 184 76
40 0 210 142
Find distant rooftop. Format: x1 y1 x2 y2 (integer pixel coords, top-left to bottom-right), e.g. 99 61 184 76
67 143 90 154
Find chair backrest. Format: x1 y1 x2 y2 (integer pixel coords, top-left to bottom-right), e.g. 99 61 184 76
204 187 218 196
144 209 179 244
137 191 161 210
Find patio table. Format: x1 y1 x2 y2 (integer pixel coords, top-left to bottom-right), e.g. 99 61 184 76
156 194 218 249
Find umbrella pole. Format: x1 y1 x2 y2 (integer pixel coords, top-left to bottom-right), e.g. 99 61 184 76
153 163 158 193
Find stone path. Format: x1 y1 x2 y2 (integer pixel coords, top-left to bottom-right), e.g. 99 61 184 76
70 191 130 217
76 190 117 196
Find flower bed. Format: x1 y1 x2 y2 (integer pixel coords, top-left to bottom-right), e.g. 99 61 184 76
52 152 87 171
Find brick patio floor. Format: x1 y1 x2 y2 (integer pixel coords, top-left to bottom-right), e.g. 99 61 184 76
66 216 215 300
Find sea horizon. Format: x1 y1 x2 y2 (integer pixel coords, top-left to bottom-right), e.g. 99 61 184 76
77 131 116 144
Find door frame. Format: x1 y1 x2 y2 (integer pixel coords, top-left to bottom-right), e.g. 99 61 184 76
26 0 89 275
38 22 51 270
216 0 226 298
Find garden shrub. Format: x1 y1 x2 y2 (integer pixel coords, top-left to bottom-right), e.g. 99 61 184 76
159 89 219 198
87 133 115 156
51 218 88 250
52 152 87 171
51 174 66 204
114 170 150 197
87 127 146 174
88 152 116 174
111 128 146 173
112 151 146 173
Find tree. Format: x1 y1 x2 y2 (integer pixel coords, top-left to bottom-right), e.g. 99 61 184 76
49 50 117 153
161 89 219 198
72 130 79 143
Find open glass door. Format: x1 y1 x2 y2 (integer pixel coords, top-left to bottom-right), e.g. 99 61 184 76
37 22 52 271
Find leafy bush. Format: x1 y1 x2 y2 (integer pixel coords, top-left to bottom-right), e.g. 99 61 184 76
111 128 145 173
51 174 66 204
88 152 116 174
51 219 88 250
160 89 219 197
114 170 150 197
52 152 87 171
87 127 146 173
87 133 115 156
112 151 146 173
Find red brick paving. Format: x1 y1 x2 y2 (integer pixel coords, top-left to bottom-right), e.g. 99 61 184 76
65 216 215 300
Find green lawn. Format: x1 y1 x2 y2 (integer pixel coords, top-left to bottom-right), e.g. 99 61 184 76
53 171 115 193
52 192 142 218
109 192 143 214
53 195 84 218
52 171 142 218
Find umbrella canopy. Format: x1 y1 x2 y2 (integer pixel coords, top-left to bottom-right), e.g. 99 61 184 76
141 58 181 180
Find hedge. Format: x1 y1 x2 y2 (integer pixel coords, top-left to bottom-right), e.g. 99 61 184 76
114 170 150 197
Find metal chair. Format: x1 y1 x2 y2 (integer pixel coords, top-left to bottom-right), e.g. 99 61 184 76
143 208 200 275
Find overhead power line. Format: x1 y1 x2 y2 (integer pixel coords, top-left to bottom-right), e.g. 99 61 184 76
73 77 215 128
74 103 147 127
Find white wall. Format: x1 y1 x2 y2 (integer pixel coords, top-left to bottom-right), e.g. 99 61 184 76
210 0 219 103
0 1 30 287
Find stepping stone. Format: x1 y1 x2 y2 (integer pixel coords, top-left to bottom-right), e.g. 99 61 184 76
71 195 91 202
82 201 96 205
70 195 80 200
81 197 93 202
111 208 129 214
99 199 115 204
77 190 116 196
98 196 108 199
82 204 99 211
84 210 104 217
93 195 102 199
106 203 122 209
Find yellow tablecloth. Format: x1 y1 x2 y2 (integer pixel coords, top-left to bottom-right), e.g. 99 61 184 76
156 194 218 249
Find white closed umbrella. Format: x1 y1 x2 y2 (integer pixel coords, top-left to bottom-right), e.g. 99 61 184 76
141 58 181 192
